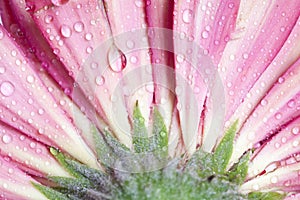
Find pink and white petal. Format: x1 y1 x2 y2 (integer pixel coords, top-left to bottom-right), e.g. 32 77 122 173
0 27 98 168
219 0 300 121
27 0 135 146
230 58 300 166
228 16 300 133
241 161 300 193
0 122 70 177
102 0 155 132
247 116 300 179
0 0 75 94
0 157 48 200
145 0 175 131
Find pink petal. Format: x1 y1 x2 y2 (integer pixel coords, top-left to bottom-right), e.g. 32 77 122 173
27 0 142 146
0 157 48 200
0 0 75 94
219 0 300 121
247 116 300 179
230 58 300 166
228 16 300 134
0 27 98 168
145 0 176 131
0 121 70 177
241 161 300 193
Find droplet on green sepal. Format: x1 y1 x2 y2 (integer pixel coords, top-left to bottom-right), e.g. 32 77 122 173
213 120 238 174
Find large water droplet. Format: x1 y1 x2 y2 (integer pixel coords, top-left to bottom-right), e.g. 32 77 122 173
0 81 15 97
182 9 193 23
2 134 12 144
108 45 127 72
60 25 72 38
73 21 84 33
51 0 69 6
201 31 209 39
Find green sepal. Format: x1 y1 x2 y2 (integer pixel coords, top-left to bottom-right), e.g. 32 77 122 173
213 120 238 174
150 107 168 154
64 159 114 191
49 176 92 190
247 191 286 200
49 147 83 178
32 182 71 200
133 101 149 153
228 151 251 185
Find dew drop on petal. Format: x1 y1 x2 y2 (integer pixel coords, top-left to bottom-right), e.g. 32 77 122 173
0 81 15 97
126 40 135 49
201 31 209 39
2 134 12 144
51 0 69 6
44 15 53 24
73 21 84 33
95 75 105 86
0 66 5 74
176 54 185 63
130 56 138 64
182 9 193 23
85 33 93 41
292 127 299 135
287 99 295 108
134 0 145 8
60 25 72 38
108 45 127 72
26 75 35 83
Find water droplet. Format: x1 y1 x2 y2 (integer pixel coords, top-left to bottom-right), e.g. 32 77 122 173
108 45 127 72
51 0 69 6
229 54 235 60
134 0 145 7
275 112 282 120
201 31 209 39
278 77 285 84
242 53 249 59
292 127 299 135
126 40 135 49
0 81 15 97
60 25 72 38
270 176 278 184
0 66 5 74
182 9 193 23
85 33 93 41
2 134 12 144
287 99 295 108
130 56 138 64
176 54 185 63
44 15 53 24
228 2 234 8
160 131 167 137
73 21 84 33
95 75 105 86
26 75 35 83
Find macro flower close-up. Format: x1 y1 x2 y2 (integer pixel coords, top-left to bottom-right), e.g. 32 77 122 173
0 0 300 199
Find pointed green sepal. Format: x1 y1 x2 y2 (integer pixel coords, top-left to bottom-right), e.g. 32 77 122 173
228 151 250 185
133 101 150 153
150 107 168 154
50 147 83 178
32 182 71 200
213 120 238 174
247 191 286 200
